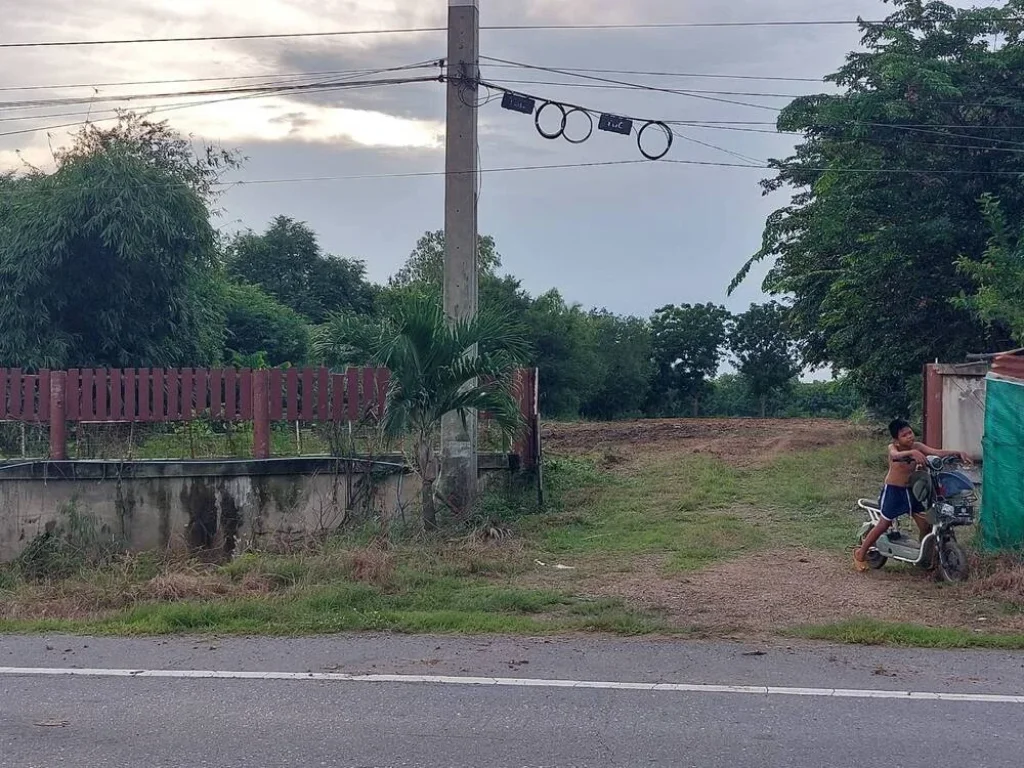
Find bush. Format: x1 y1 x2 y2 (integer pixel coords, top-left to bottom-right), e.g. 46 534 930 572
14 501 124 580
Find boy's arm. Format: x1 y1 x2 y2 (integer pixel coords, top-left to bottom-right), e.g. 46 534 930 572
914 442 971 462
890 444 927 463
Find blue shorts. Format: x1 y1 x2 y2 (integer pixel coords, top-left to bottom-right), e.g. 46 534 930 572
879 484 925 521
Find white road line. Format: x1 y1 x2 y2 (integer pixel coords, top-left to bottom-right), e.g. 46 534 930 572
1 667 1022 704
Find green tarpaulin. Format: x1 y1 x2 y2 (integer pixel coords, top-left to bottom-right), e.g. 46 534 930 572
981 374 1024 551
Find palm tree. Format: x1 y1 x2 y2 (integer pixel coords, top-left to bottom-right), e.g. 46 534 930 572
313 293 530 528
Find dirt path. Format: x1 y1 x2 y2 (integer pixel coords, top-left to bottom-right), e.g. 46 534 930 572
540 418 1023 638
544 418 873 467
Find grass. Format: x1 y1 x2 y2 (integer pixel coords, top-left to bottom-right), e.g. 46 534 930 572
1 418 511 461
792 619 1024 650
527 442 879 573
0 540 667 637
4 430 1022 648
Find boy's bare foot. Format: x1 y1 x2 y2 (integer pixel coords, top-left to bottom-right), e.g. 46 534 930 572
853 550 869 572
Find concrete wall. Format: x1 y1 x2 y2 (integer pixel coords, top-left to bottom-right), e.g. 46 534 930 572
940 376 987 459
0 455 511 563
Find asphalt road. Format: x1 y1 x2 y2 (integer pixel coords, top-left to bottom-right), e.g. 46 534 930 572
2 634 1023 767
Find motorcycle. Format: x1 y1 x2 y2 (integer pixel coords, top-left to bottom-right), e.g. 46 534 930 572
857 455 977 583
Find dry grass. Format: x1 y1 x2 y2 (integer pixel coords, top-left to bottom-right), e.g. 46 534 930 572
347 548 396 587
3 418 1022 646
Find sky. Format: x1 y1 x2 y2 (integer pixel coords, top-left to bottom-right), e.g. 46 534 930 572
0 0 986 321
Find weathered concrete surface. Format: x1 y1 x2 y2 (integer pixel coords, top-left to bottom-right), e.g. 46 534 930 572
0 455 511 562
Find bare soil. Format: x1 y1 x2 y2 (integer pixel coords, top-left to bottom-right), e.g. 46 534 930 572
538 418 1024 638
544 418 873 468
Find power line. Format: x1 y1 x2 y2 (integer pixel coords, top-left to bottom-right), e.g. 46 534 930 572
0 27 445 49
0 73 441 112
0 75 438 139
483 59 1024 149
220 159 654 185
2 157 1021 195
192 159 1024 185
479 73 1024 165
0 62 441 94
669 128 766 165
481 57 783 112
0 18 928 49
484 77 807 100
483 62 824 84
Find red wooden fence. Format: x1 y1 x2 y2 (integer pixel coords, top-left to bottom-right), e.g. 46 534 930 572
1 367 539 468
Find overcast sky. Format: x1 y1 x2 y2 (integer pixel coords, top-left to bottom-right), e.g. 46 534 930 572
0 0 984 320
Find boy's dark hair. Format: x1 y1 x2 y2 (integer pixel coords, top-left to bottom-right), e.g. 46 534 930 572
889 419 912 439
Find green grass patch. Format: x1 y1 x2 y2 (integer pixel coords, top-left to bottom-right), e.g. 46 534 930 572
792 619 1024 650
529 441 880 572
0 559 665 637
0 437 900 639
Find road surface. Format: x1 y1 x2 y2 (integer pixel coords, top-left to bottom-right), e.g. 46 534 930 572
2 634 1023 767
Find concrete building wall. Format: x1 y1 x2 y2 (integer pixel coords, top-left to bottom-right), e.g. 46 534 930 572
940 376 987 459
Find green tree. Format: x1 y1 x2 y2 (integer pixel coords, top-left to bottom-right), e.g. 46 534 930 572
649 303 731 417
0 114 235 369
388 230 502 288
705 374 759 418
956 195 1024 345
222 283 310 366
730 0 1024 414
581 311 654 420
784 377 864 419
730 303 801 418
312 295 529 528
525 291 601 418
226 216 375 323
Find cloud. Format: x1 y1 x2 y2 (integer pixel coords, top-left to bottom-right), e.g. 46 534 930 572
0 0 991 319
0 1 450 159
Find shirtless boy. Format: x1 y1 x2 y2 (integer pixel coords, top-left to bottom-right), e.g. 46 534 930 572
854 419 970 572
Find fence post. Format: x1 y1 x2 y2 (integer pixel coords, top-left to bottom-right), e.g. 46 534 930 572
252 370 271 460
49 371 68 460
514 368 539 471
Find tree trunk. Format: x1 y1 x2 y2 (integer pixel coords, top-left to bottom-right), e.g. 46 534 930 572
759 394 767 419
691 395 700 418
415 435 439 530
421 477 437 530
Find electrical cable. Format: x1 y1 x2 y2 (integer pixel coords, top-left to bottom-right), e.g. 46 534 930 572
483 77 807 100
481 57 782 112
0 67 436 124
637 122 673 160
534 102 566 140
0 73 441 112
1 157 1022 198
0 19 922 49
562 108 594 145
0 62 441 94
0 75 440 139
483 76 1024 163
481 62 824 84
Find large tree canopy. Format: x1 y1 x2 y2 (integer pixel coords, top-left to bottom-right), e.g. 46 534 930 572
730 303 801 418
731 0 1024 413
388 230 502 289
0 115 234 369
226 216 376 323
649 303 731 417
956 194 1024 345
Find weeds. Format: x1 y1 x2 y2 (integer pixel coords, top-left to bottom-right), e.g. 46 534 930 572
14 500 124 580
3 435 1023 645
792 619 1024 650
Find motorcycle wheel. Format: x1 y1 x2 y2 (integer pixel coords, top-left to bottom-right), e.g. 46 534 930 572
858 532 887 570
938 539 969 583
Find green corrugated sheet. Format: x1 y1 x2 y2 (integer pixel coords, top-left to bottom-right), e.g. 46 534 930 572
981 374 1024 551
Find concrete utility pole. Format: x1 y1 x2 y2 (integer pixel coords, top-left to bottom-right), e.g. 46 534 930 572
441 0 480 515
